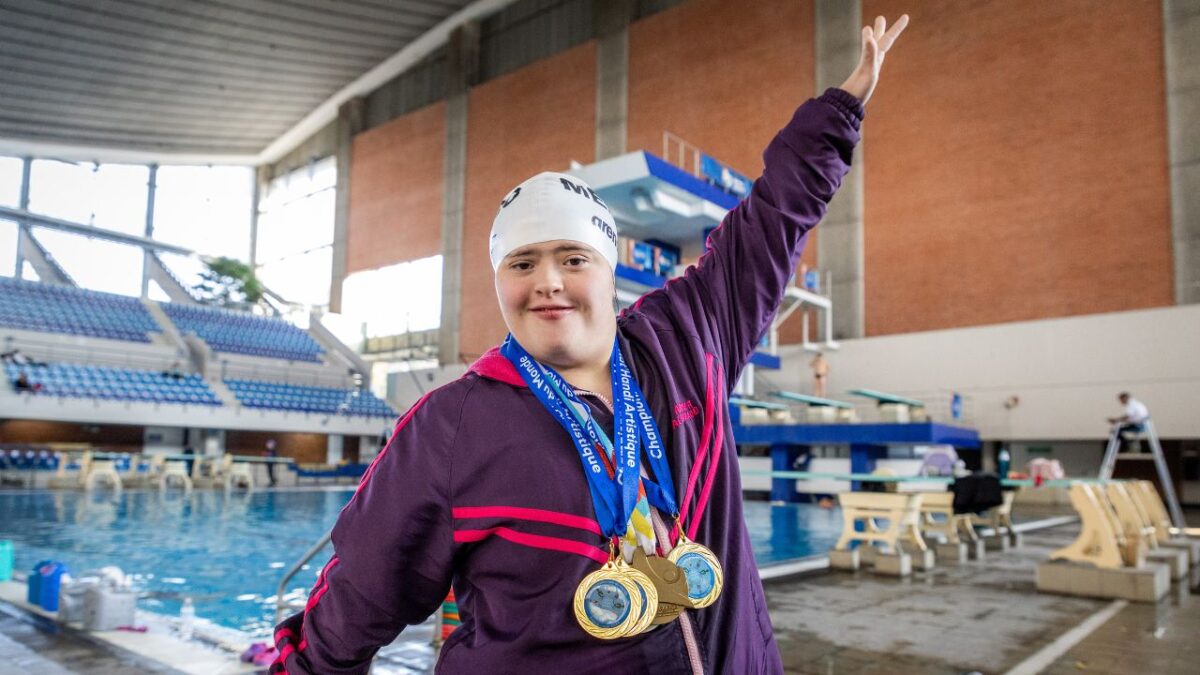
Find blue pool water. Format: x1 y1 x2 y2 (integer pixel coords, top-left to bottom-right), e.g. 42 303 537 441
0 489 841 636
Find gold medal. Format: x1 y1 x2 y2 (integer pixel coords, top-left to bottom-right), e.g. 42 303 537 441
667 530 724 609
574 544 658 639
618 555 659 636
631 547 692 625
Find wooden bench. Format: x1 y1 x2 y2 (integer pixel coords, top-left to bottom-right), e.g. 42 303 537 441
1050 483 1128 569
968 490 1016 538
918 491 977 545
834 492 926 555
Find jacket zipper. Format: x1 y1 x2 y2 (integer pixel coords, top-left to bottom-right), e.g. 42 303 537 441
650 508 705 675
583 391 705 675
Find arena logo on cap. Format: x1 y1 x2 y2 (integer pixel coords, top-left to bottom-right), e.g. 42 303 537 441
498 186 521 210
591 216 617 245
559 178 608 209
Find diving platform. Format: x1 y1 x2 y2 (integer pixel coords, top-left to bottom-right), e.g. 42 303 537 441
570 150 736 246
848 388 925 408
731 419 981 501
772 391 854 408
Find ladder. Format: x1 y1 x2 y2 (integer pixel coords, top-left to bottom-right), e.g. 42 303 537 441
1099 418 1186 529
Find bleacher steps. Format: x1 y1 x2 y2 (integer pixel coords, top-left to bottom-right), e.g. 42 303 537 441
205 378 239 408
141 298 188 350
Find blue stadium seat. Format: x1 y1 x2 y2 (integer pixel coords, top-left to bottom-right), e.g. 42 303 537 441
225 379 396 417
160 303 325 363
5 361 224 406
0 277 160 342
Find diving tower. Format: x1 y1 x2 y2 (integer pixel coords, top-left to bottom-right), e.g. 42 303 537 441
569 146 840 394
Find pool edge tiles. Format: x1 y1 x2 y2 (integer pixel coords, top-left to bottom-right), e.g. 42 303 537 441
0 580 257 674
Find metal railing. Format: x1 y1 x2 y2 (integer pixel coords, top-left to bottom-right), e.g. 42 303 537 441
275 529 332 625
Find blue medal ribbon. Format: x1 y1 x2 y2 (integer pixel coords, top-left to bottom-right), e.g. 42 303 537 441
501 335 679 536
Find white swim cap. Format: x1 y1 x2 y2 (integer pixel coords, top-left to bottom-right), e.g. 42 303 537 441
489 171 619 270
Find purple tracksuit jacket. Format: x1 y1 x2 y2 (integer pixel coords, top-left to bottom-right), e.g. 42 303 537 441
273 88 862 674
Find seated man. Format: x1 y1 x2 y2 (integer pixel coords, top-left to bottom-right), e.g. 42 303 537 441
1107 392 1150 453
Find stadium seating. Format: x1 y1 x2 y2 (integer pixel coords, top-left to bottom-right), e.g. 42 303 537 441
225 379 396 417
4 362 222 405
0 277 160 342
161 303 325 363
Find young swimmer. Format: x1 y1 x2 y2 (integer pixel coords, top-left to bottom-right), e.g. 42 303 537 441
274 14 908 674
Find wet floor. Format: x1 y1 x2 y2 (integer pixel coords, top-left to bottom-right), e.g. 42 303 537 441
768 524 1199 674
0 604 181 675
2 515 1196 674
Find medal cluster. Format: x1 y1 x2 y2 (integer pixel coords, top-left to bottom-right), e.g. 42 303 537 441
501 336 725 642
575 529 724 640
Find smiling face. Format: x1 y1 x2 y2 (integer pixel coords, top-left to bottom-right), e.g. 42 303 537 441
495 239 617 372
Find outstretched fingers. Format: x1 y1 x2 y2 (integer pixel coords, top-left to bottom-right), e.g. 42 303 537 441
860 25 878 65
877 14 909 53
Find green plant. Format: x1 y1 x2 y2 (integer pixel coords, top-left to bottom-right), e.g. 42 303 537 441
193 257 264 308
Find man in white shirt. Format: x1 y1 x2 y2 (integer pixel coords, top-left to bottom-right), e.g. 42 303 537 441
1107 392 1150 453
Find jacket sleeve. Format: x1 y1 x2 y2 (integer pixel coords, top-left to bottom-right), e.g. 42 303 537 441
627 88 862 386
272 390 461 674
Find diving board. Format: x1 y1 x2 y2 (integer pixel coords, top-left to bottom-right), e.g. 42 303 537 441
848 388 925 408
729 397 790 411
570 150 735 247
772 391 853 408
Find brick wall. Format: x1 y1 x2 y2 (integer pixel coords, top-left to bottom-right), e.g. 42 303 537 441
225 430 329 465
628 0 817 343
347 101 446 274
0 421 143 450
458 42 598 360
343 0 1173 345
860 0 1172 335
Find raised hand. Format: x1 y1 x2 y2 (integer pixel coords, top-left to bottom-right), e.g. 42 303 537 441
838 14 909 105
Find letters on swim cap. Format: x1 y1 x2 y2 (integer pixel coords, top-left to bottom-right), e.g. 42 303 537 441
490 172 619 270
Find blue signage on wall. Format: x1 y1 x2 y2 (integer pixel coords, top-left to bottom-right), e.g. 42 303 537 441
699 154 751 199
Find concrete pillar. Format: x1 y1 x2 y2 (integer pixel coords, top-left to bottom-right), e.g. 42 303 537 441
329 98 366 313
141 164 158 298
326 435 345 465
250 166 270 269
594 0 634 160
439 22 480 366
14 157 31 276
1165 0 1200 304
814 0 865 339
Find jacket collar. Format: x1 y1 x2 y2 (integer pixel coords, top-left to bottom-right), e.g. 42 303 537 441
468 347 527 387
467 332 636 389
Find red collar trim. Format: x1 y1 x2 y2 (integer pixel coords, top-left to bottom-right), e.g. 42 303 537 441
468 347 527 387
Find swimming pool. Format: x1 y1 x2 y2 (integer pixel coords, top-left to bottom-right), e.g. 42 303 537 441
0 489 842 636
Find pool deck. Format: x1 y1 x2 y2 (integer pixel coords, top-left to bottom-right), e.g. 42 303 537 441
1 507 1196 674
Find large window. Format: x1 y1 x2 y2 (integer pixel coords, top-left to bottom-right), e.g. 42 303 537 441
28 160 149 234
255 157 336 309
0 220 17 278
153 165 253 260
33 228 143 296
338 255 444 345
0 156 22 207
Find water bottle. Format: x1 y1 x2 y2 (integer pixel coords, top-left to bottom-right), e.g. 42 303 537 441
998 448 1011 479
180 598 195 639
